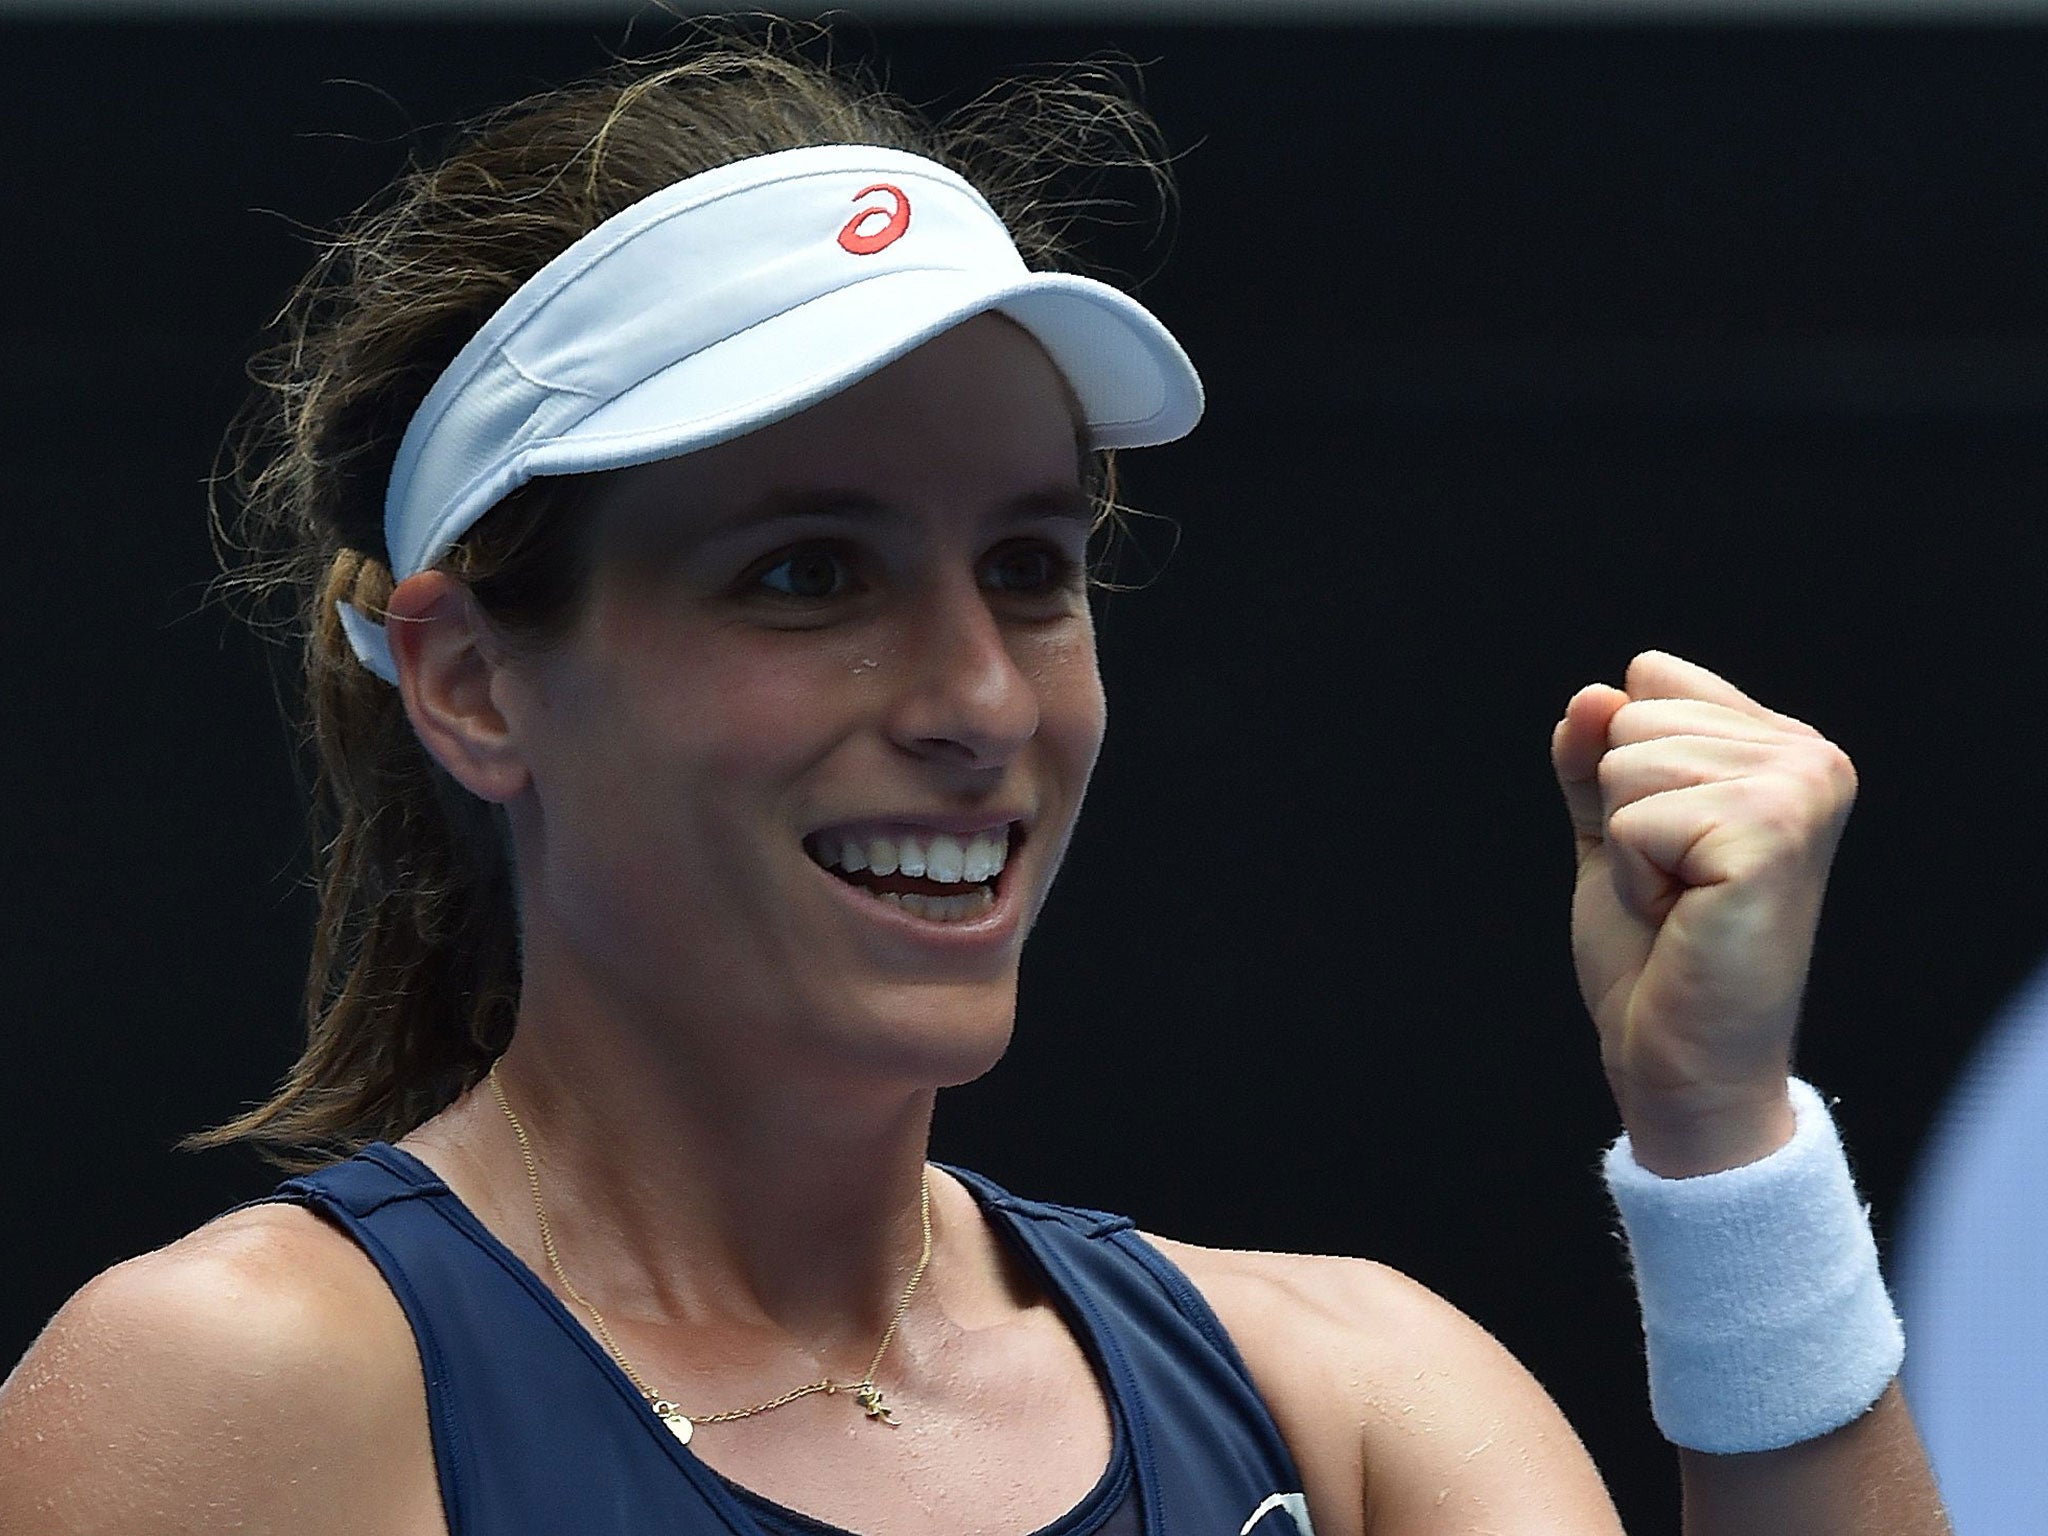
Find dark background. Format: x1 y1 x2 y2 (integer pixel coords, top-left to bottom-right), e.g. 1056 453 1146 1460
7 14 2047 1532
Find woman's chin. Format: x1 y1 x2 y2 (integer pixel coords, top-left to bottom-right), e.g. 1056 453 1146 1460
812 980 1020 1092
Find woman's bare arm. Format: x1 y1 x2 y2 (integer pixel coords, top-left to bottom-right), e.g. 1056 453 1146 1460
1157 652 1949 1536
1552 651 1948 1536
1676 1388 1947 1536
1171 1236 1946 1536
1162 1236 1626 1536
0 1206 441 1536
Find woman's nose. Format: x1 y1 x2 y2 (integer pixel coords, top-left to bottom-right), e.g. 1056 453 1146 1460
883 581 1040 771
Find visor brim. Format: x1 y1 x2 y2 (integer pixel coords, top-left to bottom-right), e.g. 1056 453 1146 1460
517 267 1203 483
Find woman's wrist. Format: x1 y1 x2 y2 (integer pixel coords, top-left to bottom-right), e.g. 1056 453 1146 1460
1613 1077 1800 1179
1603 1078 1905 1454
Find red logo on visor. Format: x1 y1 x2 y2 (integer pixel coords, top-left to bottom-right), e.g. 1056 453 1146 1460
837 184 911 255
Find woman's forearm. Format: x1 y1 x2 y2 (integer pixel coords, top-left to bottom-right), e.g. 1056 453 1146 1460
1678 1385 1949 1536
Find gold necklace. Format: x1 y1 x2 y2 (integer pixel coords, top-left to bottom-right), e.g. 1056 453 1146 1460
488 1066 931 1447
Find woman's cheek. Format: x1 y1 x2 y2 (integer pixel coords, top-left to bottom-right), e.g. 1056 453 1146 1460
1030 624 1108 753
669 644 868 768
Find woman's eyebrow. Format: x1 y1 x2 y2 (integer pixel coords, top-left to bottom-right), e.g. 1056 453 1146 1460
714 483 1095 533
1007 485 1097 526
718 488 898 529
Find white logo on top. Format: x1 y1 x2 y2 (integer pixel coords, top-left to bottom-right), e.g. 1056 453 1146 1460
1239 1491 1315 1535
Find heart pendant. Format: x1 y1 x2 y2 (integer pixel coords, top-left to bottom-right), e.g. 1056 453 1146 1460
656 1406 694 1446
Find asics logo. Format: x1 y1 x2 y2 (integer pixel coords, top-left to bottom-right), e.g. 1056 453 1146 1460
838 183 911 254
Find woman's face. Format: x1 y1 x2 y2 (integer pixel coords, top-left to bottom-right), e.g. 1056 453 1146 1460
498 315 1106 1089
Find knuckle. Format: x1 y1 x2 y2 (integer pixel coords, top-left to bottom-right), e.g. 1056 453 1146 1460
1739 767 1848 852
1788 737 1858 802
1603 700 1649 744
1595 742 1656 808
1603 796 1652 842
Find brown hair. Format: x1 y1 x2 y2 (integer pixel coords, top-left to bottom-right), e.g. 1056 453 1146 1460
199 21 1166 1167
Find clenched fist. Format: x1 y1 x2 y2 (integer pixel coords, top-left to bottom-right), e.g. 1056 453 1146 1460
1552 652 1856 1178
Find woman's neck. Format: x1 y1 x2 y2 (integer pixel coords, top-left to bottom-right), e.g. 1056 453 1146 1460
408 1003 945 1354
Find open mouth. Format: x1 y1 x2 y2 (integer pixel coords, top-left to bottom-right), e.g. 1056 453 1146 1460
804 823 1016 924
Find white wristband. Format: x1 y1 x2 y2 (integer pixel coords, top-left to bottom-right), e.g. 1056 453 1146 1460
1602 1078 1905 1454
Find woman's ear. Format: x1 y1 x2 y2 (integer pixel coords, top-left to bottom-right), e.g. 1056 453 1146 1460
385 571 532 805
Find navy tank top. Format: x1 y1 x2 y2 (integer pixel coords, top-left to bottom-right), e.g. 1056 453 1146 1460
269 1148 1315 1536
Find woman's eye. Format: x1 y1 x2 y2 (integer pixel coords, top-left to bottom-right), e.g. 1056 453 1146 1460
756 547 854 600
982 542 1075 595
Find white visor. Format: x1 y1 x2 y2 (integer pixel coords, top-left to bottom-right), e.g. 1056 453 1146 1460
341 143 1204 682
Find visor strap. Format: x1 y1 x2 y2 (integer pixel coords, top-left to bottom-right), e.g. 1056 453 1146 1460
338 602 400 685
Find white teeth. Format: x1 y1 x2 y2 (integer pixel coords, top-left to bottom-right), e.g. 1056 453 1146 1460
890 888 996 922
962 829 1006 883
812 825 1013 885
925 834 965 883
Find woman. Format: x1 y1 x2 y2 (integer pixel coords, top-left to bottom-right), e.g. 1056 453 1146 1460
0 33 1948 1536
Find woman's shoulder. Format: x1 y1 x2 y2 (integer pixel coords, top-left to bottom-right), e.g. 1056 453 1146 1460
0 1203 441 1535
1145 1231 1454 1337
1140 1233 1523 1423
1141 1234 1624 1536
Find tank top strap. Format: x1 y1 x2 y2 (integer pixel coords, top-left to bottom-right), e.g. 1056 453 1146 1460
264 1143 761 1536
944 1166 1315 1536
